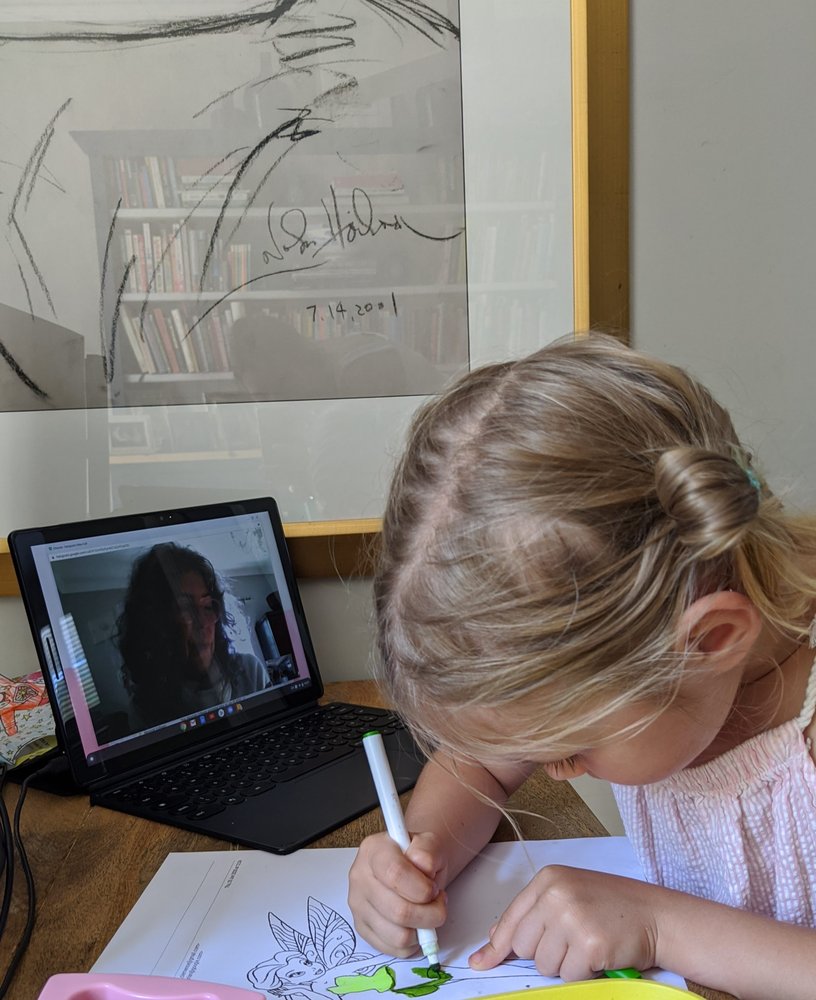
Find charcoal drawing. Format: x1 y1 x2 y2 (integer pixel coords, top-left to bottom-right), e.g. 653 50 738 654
0 1 465 408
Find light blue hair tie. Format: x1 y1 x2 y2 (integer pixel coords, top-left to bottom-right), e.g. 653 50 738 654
745 468 761 492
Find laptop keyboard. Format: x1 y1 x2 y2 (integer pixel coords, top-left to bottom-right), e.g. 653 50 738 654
99 703 406 822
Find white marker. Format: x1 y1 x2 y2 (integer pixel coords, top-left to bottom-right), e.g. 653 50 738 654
362 730 441 970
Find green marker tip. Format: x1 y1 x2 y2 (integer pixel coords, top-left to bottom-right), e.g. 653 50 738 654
604 968 642 979
362 730 380 739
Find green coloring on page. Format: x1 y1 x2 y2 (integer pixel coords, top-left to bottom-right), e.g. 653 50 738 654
392 966 452 997
328 966 396 994
328 964 451 998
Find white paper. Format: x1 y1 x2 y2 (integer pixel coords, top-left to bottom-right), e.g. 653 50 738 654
93 839 686 993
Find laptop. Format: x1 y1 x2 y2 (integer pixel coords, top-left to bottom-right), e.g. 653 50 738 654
8 497 423 854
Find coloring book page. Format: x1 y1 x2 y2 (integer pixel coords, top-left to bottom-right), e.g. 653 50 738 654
0 670 57 768
93 838 686 993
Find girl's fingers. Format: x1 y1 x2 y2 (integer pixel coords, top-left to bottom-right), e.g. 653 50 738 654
533 932 570 980
365 878 447 933
348 832 448 958
405 833 446 882
469 883 542 970
469 938 507 970
358 911 421 958
352 866 446 958
372 852 441 907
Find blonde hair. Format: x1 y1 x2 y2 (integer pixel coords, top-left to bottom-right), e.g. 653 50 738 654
374 335 816 763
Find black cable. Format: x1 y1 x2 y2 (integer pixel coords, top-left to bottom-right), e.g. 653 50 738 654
0 756 66 999
0 765 14 947
0 766 7 883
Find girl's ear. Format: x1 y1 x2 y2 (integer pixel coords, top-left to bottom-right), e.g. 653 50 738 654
677 591 762 673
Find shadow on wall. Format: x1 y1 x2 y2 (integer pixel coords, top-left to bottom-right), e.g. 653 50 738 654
0 302 86 411
226 314 449 401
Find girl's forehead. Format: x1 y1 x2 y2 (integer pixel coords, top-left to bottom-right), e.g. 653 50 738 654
428 696 657 763
423 701 569 761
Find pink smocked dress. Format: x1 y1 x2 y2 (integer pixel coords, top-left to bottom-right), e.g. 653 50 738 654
612 646 816 927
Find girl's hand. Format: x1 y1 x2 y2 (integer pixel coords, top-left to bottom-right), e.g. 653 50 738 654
348 831 449 956
469 866 663 981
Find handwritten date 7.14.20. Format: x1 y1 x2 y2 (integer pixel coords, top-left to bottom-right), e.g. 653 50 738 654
306 293 398 324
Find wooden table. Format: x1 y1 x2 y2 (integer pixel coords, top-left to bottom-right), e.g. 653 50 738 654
0 681 727 999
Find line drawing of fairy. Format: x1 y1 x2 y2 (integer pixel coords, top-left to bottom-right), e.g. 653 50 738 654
247 896 379 999
246 897 540 1000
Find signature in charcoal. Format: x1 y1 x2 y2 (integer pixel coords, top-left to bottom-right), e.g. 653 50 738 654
262 185 462 265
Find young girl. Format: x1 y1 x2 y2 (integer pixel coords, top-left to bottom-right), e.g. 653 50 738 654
347 335 816 1000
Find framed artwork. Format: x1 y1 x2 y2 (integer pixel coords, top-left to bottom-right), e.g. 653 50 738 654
0 1 595 534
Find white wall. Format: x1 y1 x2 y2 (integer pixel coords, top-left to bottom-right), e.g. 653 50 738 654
631 0 816 510
299 578 378 683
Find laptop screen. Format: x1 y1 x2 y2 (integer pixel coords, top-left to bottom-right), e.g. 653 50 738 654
10 498 325 786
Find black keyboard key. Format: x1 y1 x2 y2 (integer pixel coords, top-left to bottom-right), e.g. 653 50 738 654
245 779 277 796
274 743 355 781
188 802 227 821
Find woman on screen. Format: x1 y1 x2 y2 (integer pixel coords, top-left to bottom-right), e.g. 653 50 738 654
118 542 269 729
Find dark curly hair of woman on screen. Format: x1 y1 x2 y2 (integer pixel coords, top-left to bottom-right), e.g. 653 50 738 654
117 542 269 729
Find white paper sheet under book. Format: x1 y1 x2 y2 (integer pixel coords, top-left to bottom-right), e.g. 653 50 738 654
93 837 686 994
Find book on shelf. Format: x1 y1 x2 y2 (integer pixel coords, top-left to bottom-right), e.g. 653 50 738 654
108 154 250 210
169 308 197 373
151 233 165 293
227 244 250 289
195 314 218 372
137 163 154 209
118 308 155 374
131 232 149 293
119 219 246 294
120 304 236 377
190 314 214 372
122 229 137 292
141 222 155 286
179 224 193 291
141 311 171 374
152 307 181 374
211 310 231 371
169 223 186 292
158 156 179 208
146 156 166 209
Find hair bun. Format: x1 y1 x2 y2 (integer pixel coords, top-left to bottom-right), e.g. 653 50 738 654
654 446 760 559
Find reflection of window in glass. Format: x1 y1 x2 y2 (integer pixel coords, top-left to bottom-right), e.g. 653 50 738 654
59 614 101 710
40 625 74 722
0 3 466 410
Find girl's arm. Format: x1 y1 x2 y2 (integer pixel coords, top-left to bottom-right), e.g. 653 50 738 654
404 752 536 885
656 889 816 1000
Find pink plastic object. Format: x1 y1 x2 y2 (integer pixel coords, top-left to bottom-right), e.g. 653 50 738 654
37 972 265 1000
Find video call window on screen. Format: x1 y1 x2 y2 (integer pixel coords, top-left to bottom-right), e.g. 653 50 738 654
33 512 313 764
